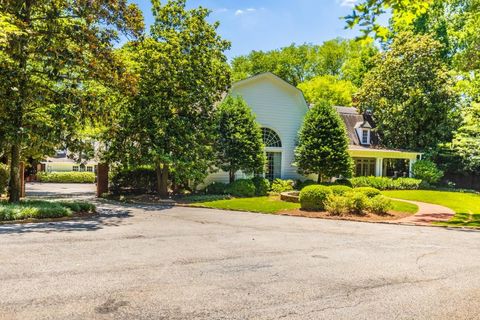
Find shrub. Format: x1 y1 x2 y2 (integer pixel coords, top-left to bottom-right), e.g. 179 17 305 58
334 178 353 187
0 200 74 221
181 194 231 202
329 185 352 195
353 187 381 198
295 179 316 191
37 171 95 183
324 194 348 215
251 177 270 196
56 201 96 213
394 178 422 190
368 196 392 215
0 164 8 195
299 185 332 211
270 179 294 194
226 179 256 197
351 176 395 190
110 167 156 194
412 160 443 185
206 182 227 195
345 191 369 215
350 176 421 190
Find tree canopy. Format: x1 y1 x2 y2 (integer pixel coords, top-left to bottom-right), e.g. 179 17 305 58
215 96 265 183
108 0 231 197
355 32 460 151
295 101 353 182
298 75 357 107
0 0 144 202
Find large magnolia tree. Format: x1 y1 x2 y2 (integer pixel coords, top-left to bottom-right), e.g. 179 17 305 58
109 0 231 197
0 0 144 202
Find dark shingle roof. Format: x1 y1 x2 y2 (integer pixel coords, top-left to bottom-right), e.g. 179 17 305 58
335 106 366 146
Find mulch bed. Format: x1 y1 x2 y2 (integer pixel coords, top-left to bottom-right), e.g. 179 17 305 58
277 209 412 223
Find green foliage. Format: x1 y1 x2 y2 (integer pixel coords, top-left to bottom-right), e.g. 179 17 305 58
108 0 231 197
368 196 393 215
0 164 8 195
324 194 348 215
0 0 144 202
353 187 382 198
295 179 316 191
231 39 378 87
449 103 480 174
181 194 231 203
37 172 95 184
215 96 265 182
295 100 353 181
355 32 460 151
206 182 227 195
0 200 95 221
335 178 353 187
350 176 422 190
345 191 370 215
412 160 444 184
298 75 357 107
270 179 295 194
251 177 270 196
110 167 156 195
299 185 333 211
225 179 256 197
329 185 353 196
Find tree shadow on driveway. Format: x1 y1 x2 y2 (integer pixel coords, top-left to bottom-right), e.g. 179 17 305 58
0 207 133 235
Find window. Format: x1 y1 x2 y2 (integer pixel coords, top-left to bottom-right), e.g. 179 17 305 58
354 158 376 177
262 128 282 148
361 129 369 144
86 166 93 172
72 166 79 172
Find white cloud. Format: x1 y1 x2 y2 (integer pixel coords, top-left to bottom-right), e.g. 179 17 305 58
235 8 257 16
339 0 358 7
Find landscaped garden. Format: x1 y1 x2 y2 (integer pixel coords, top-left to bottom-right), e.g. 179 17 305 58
383 190 480 227
0 200 96 222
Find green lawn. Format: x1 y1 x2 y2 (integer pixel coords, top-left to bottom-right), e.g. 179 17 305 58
190 196 417 215
390 199 418 214
383 190 480 227
192 196 300 214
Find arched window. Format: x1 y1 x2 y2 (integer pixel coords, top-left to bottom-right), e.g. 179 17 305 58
262 128 282 148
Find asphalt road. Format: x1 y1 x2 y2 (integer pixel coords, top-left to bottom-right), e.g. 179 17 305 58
26 182 96 198
1 201 480 319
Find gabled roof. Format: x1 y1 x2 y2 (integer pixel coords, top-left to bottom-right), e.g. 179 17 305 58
232 72 306 100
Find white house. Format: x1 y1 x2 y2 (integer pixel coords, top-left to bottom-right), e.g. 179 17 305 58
40 150 98 173
206 72 422 184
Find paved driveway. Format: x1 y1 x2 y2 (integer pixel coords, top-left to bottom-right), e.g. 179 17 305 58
1 202 479 319
26 182 96 198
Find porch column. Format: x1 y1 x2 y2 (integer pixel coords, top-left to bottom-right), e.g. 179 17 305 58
409 159 416 178
375 158 383 177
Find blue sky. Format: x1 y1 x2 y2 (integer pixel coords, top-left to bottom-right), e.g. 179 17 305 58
131 0 361 59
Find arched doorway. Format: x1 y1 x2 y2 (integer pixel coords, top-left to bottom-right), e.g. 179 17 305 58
262 128 282 181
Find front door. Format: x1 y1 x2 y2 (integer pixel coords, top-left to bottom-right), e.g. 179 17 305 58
265 152 281 181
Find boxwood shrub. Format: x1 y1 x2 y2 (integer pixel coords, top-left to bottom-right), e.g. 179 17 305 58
329 185 352 195
37 171 95 183
353 187 381 198
350 176 421 190
110 167 156 194
226 179 256 197
206 182 227 195
251 177 270 196
299 185 332 211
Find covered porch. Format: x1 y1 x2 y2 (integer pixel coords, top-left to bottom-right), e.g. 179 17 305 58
348 147 422 178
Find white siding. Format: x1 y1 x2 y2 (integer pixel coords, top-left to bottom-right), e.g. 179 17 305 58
205 73 309 185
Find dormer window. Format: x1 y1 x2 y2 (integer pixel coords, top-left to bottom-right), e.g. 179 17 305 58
361 129 370 145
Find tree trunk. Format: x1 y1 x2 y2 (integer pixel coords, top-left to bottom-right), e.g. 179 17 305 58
317 172 322 184
229 169 235 183
156 164 169 198
9 144 21 203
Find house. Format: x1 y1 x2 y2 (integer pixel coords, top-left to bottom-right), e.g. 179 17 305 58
39 150 98 173
205 72 421 184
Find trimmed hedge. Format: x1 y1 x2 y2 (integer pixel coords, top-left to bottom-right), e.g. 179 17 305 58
350 176 421 190
37 171 95 183
353 187 381 198
412 160 443 185
299 185 332 211
330 185 353 195
110 167 156 194
225 179 256 197
295 179 316 191
0 164 8 195
206 182 227 195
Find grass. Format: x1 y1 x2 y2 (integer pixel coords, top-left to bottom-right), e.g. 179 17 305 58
383 190 480 227
0 200 96 222
191 196 300 214
390 199 418 214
